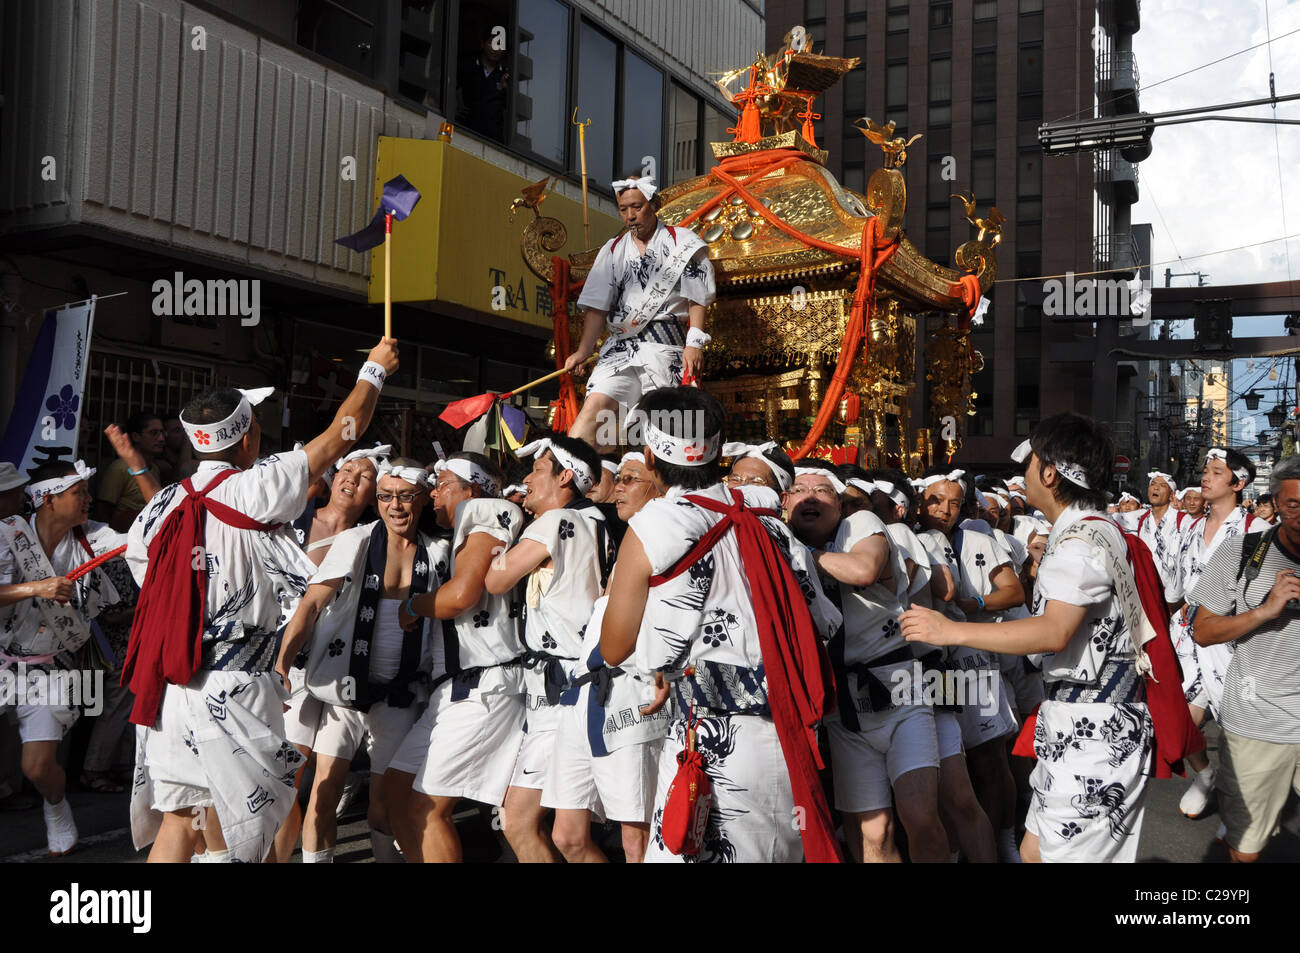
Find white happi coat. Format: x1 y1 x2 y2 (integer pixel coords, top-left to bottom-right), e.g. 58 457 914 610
126 452 316 862
1171 505 1265 714
576 221 715 373
1027 506 1152 863
1128 506 1188 604
520 500 615 732
631 484 840 863
0 517 124 718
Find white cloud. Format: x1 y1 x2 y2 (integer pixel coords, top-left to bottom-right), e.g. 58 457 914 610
1133 0 1300 287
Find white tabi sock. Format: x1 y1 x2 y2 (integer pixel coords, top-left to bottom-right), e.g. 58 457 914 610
302 848 335 863
43 797 78 855
198 848 231 863
950 851 960 863
370 830 404 863
996 828 1022 864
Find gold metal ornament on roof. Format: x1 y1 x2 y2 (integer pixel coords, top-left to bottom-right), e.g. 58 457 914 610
856 117 923 170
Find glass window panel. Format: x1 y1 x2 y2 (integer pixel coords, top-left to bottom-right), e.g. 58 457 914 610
805 0 827 19
844 69 866 113
972 19 997 49
1020 12 1043 42
1018 150 1041 197
842 164 865 193
927 126 951 154
847 0 868 12
1018 92 1042 116
931 25 952 56
887 11 909 32
1018 45 1042 94
928 157 947 196
704 102 731 150
973 120 995 152
573 23 617 187
669 84 700 183
886 31 909 58
930 4 953 29
928 103 951 126
807 21 826 50
298 0 378 76
398 0 446 108
846 15 867 39
973 51 997 99
972 99 996 121
514 0 569 161
842 133 865 162
621 50 663 180
1017 198 1042 222
926 206 949 229
1020 0 1043 12
973 0 998 18
887 63 908 106
885 108 907 133
1017 117 1039 147
972 154 995 200
929 57 952 101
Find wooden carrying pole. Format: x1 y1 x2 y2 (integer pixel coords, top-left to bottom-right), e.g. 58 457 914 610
384 212 393 338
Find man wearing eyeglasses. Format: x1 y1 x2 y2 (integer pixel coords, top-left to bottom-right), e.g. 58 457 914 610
786 463 949 863
276 458 451 863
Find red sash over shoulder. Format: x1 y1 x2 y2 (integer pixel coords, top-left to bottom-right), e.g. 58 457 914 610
121 469 282 727
649 488 842 862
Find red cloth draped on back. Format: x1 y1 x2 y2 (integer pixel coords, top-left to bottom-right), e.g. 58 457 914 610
1013 518 1204 778
648 488 843 863
121 469 282 727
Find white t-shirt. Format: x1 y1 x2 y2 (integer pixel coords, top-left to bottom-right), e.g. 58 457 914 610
445 498 526 683
828 511 909 665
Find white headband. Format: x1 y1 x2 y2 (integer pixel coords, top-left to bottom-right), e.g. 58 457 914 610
1118 491 1138 503
920 470 968 494
503 483 528 497
1007 489 1027 501
1205 449 1250 484
379 464 431 489
794 467 846 495
1010 439 1090 489
601 460 621 476
433 459 500 496
1147 470 1176 492
845 477 907 509
180 386 274 452
643 423 721 469
1175 488 1189 500
723 441 792 491
337 442 392 470
620 451 644 467
26 460 95 509
611 175 657 201
518 438 596 492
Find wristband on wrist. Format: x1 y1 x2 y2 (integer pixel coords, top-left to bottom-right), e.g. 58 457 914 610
404 594 419 618
358 361 386 391
128 465 148 476
685 327 711 350
974 593 985 611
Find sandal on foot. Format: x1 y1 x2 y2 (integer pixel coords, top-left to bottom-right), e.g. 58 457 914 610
80 771 125 794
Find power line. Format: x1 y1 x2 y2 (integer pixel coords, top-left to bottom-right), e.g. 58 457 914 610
1265 0 1296 284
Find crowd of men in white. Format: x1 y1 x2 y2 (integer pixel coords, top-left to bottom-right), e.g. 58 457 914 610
4 335 1297 863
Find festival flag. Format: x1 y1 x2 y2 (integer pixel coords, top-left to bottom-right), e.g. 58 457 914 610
499 404 528 450
0 298 97 477
334 174 422 252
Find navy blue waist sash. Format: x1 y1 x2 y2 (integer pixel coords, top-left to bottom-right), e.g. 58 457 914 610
521 649 576 706
611 318 687 347
429 655 524 702
671 659 769 716
1046 656 1144 705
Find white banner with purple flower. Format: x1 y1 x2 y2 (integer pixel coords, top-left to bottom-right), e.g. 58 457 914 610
0 298 96 478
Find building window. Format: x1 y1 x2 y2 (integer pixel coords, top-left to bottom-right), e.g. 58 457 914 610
704 102 731 149
398 1 447 108
573 22 618 187
973 0 998 19
670 84 701 183
972 155 995 203
621 49 664 180
972 19 997 49
886 10 909 32
886 63 909 107
513 0 570 163
454 0 512 144
973 52 997 100
298 0 381 78
929 3 953 29
1017 149 1041 198
1018 45 1043 95
929 57 952 102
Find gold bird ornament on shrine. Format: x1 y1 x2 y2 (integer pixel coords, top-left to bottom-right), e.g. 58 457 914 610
951 192 1005 246
855 117 922 169
508 176 555 222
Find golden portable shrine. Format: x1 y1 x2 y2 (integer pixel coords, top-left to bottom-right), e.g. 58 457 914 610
516 34 1002 471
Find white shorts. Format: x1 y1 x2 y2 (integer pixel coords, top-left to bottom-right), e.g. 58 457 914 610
282 668 319 750
585 343 683 416
540 701 662 824
509 727 557 791
935 709 964 760
310 699 420 775
826 704 939 814
389 680 525 807
16 702 79 744
951 649 1018 749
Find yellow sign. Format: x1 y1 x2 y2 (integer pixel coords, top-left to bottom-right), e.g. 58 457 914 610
371 137 620 331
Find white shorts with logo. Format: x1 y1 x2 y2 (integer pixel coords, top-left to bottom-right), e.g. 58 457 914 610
540 700 662 823
509 727 558 791
934 709 964 760
826 704 940 814
389 680 525 808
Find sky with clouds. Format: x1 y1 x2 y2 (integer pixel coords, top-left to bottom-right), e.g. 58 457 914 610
1132 0 1300 290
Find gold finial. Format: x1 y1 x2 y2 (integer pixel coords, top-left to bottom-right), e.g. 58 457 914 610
950 192 1005 246
855 117 922 169
508 176 555 223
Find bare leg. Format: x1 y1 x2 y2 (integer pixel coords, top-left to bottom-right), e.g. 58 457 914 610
414 793 463 863
854 808 900 863
568 392 621 451
552 808 608 863
148 809 201 863
21 740 64 804
892 766 951 863
1020 830 1041 863
272 747 311 862
302 753 350 853
386 769 425 859
502 786 559 862
621 822 650 863
937 753 996 863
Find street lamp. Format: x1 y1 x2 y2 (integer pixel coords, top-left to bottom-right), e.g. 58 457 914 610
1268 404 1286 428
1244 390 1264 411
